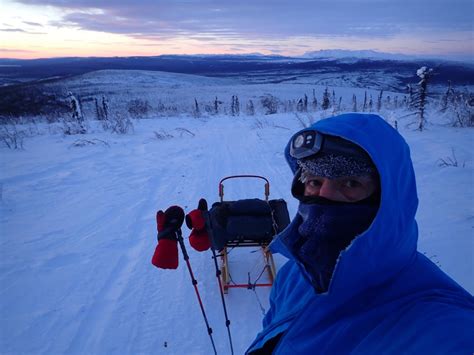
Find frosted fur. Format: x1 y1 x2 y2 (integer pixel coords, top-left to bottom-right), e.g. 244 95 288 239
297 153 375 179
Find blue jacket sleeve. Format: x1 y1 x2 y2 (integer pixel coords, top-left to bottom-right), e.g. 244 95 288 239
262 270 279 328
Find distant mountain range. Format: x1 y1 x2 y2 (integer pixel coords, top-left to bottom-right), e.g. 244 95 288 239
0 53 473 88
302 49 421 61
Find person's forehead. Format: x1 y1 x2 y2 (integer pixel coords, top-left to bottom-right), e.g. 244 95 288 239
304 172 376 181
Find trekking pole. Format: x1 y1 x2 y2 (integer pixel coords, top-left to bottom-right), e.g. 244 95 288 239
176 228 218 355
211 248 234 355
202 206 234 355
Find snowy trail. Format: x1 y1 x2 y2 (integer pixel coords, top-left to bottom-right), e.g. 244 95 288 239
1 114 472 354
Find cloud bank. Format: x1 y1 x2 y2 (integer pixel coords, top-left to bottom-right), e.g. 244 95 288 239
15 0 474 41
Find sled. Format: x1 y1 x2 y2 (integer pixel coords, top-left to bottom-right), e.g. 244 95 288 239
207 175 290 293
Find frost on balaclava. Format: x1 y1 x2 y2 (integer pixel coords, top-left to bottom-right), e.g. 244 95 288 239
294 198 379 293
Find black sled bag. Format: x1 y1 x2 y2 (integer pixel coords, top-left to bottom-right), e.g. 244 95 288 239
208 198 290 250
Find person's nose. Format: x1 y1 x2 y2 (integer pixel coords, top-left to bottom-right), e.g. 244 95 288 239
318 179 339 200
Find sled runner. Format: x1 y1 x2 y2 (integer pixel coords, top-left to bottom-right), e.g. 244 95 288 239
207 175 290 293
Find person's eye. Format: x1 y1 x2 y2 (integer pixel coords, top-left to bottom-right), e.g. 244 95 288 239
307 179 322 188
344 179 362 188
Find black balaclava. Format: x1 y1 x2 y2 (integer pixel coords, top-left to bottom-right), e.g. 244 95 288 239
283 135 380 293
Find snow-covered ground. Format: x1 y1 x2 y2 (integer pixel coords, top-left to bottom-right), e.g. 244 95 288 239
44 69 406 119
1 72 473 354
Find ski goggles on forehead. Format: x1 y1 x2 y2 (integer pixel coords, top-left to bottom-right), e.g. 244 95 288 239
289 130 367 160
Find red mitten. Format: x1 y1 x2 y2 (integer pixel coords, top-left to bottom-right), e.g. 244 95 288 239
189 228 211 251
186 209 206 230
186 199 211 252
151 206 184 269
152 239 178 269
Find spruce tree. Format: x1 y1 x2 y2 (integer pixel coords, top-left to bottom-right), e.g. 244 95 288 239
214 96 219 115
415 66 434 130
377 90 383 111
235 95 240 116
322 87 330 110
407 84 414 108
102 96 109 120
246 99 255 116
441 81 455 112
95 98 102 120
193 98 200 118
297 98 304 112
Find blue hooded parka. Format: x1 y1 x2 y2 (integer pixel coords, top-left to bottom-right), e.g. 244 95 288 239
246 113 474 354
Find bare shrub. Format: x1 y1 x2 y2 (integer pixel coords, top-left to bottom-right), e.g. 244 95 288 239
100 116 110 131
0 115 19 125
175 128 195 137
252 117 289 130
153 130 174 140
0 124 25 149
260 95 279 115
449 91 473 128
204 103 215 115
253 117 268 129
156 100 179 117
69 139 110 148
438 148 464 167
294 113 315 128
108 112 134 134
127 99 151 119
62 120 87 135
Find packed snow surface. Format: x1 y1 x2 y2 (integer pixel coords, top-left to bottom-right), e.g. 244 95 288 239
1 84 473 354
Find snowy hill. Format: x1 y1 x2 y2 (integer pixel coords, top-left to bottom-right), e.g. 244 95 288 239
1 54 473 89
1 69 473 354
0 68 409 119
6 64 469 120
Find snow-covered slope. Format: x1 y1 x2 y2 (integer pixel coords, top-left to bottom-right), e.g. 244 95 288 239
60 69 239 89
43 69 405 120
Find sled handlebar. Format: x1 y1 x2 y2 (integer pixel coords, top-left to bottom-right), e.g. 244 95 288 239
219 175 270 202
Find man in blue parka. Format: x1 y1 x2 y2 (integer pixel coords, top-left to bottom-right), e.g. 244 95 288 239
246 113 474 354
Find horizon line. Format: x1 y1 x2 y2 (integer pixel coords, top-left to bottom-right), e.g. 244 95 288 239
0 50 472 63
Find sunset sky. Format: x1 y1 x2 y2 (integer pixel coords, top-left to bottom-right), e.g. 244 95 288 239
1 0 473 60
